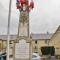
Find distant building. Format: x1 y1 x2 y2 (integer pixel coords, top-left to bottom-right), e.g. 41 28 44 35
30 33 53 55
0 35 16 55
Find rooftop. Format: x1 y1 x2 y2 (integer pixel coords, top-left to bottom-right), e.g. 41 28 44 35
30 33 53 40
0 33 53 40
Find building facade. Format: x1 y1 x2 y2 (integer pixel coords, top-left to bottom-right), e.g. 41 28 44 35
31 33 53 55
0 35 16 55
49 26 60 55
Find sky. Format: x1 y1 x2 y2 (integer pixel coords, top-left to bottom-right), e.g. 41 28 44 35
0 0 60 35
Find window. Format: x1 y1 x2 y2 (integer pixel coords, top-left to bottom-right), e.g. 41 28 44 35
35 40 37 44
35 46 37 49
45 40 47 44
34 46 37 53
58 31 60 41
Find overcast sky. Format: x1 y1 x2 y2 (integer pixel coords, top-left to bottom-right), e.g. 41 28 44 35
0 0 60 35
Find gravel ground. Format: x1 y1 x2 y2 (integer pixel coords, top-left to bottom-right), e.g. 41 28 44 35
9 58 60 60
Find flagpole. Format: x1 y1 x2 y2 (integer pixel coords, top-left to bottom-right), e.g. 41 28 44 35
7 0 12 60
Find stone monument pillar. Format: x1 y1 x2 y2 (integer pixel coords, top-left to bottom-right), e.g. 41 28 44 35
14 10 31 60
13 0 34 60
13 3 31 60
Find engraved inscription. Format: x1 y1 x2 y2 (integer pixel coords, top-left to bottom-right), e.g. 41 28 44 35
15 39 29 59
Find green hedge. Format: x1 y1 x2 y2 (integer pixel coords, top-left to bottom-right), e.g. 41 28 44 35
41 46 55 56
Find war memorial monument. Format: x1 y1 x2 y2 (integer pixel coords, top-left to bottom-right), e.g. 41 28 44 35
13 0 34 60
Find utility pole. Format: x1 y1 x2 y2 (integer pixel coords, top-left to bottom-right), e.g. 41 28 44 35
7 0 12 60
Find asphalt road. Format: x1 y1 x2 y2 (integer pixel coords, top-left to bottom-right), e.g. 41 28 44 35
10 58 60 60
48 59 60 60
45 58 60 60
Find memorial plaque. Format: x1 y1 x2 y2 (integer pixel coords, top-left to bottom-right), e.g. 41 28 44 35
15 39 29 59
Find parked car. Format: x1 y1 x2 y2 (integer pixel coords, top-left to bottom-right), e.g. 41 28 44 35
32 53 42 60
0 52 6 60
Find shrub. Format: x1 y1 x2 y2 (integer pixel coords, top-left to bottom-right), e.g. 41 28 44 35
41 46 55 56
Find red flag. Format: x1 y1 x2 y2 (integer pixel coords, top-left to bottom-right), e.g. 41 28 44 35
16 4 21 9
16 0 21 9
30 2 34 9
20 0 27 4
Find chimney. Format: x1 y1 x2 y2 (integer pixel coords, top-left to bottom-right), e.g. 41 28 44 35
47 31 49 34
30 33 33 38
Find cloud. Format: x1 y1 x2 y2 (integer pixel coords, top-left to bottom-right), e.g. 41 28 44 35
0 0 60 35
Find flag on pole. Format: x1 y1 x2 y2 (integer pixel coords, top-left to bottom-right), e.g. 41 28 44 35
16 0 34 10
30 2 34 9
30 0 34 9
16 0 21 9
20 0 27 4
